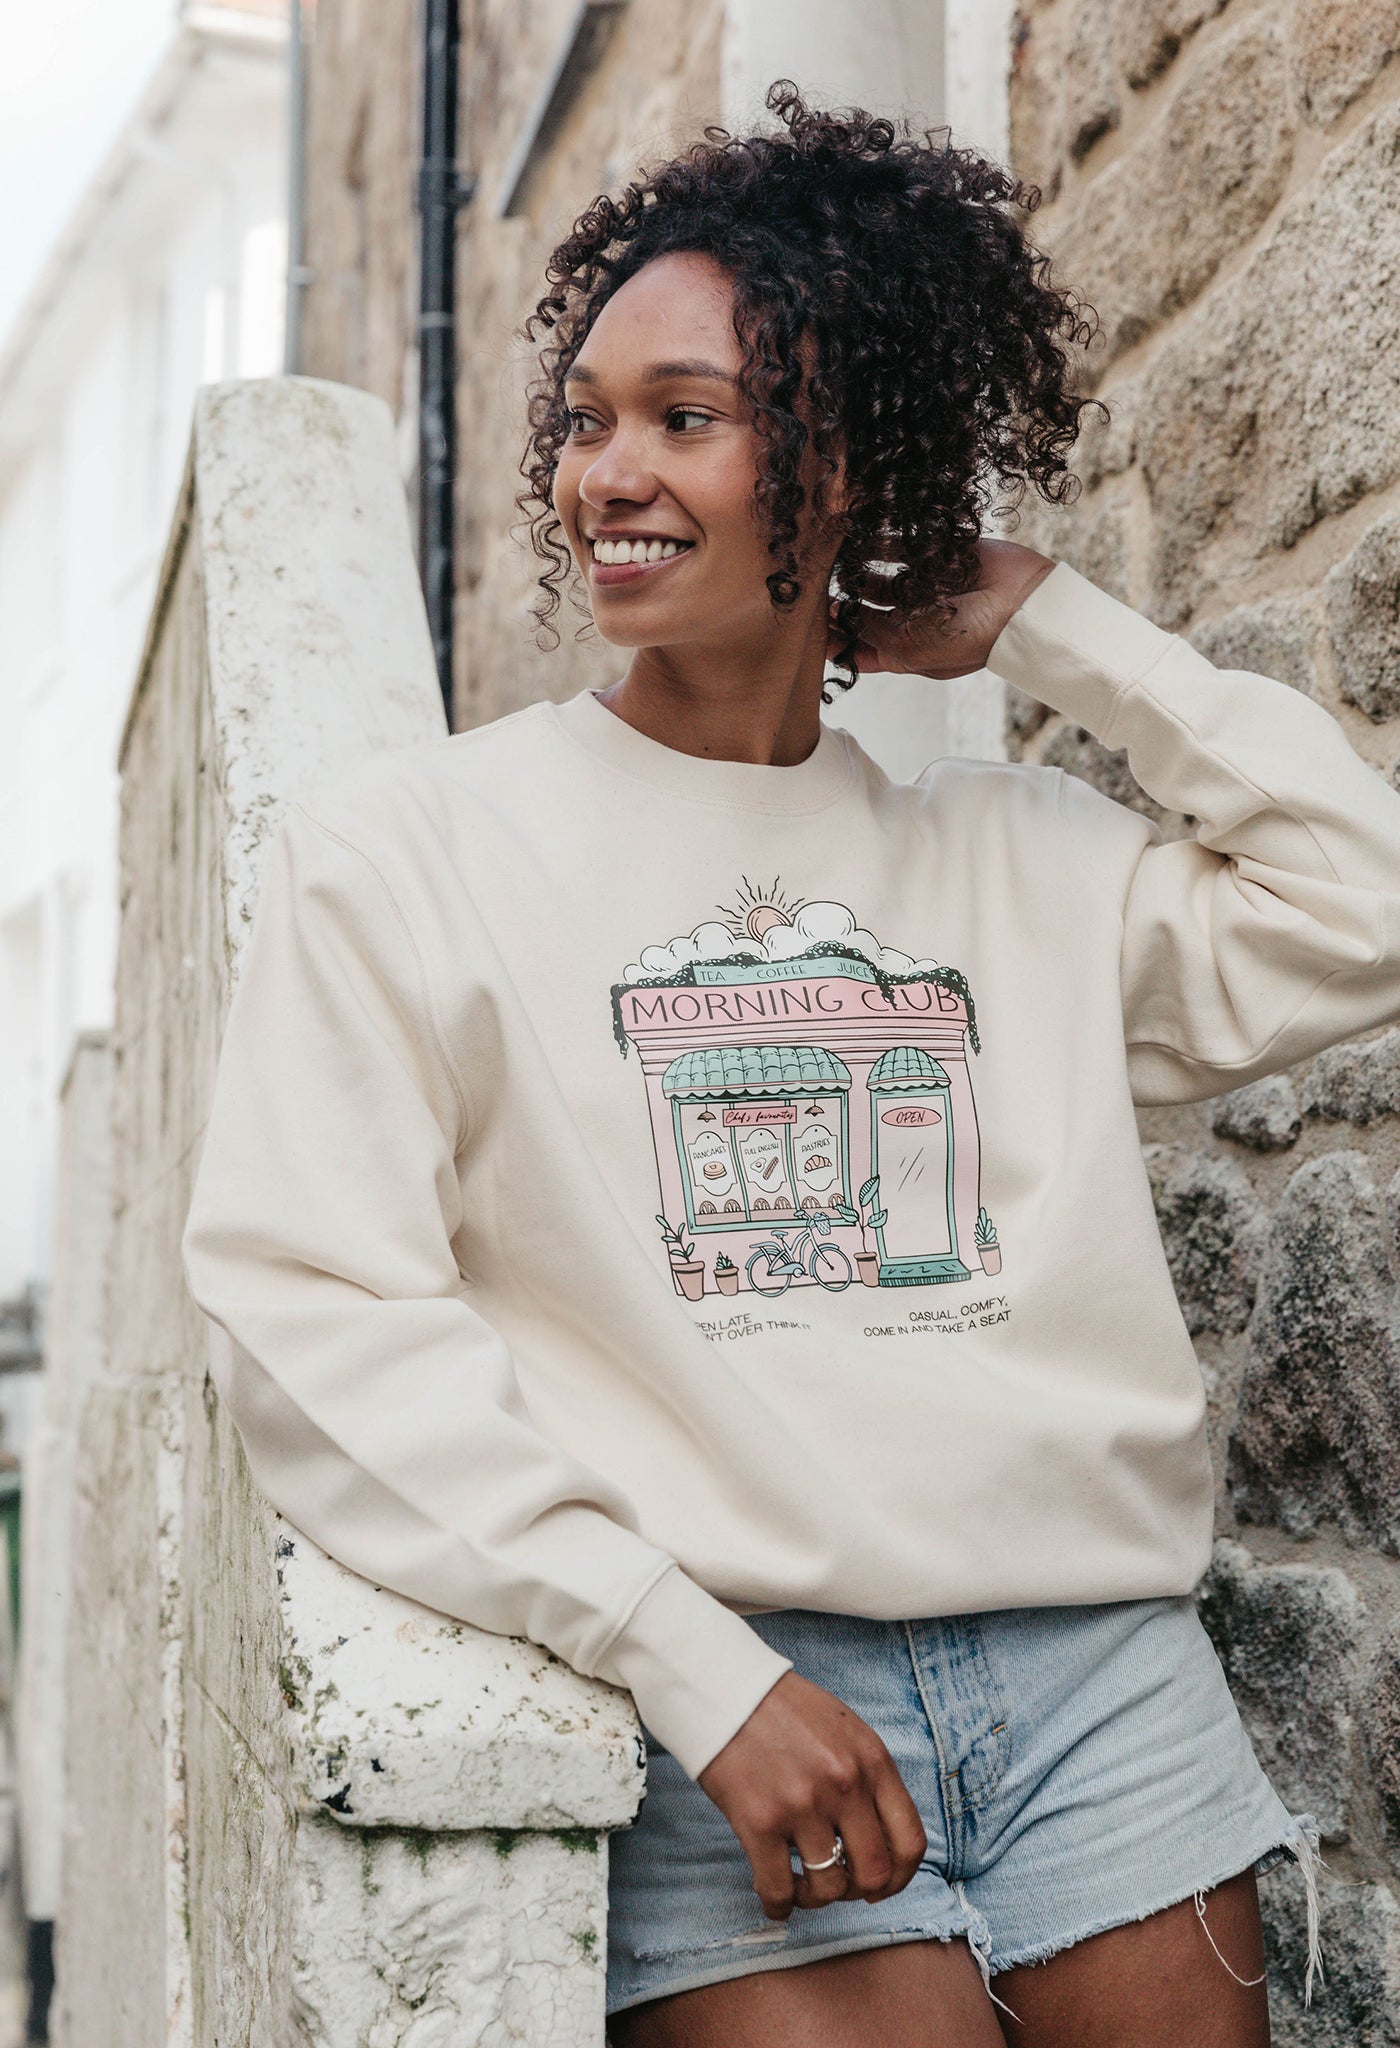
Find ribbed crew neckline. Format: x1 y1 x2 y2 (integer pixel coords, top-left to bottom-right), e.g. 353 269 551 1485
551 687 855 814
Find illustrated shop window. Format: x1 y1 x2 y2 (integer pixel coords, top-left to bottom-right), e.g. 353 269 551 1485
663 1044 854 1229
733 1114 798 1213
672 1093 850 1226
678 1106 748 1216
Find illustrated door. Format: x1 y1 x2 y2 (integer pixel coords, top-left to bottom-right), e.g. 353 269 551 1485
868 1048 970 1285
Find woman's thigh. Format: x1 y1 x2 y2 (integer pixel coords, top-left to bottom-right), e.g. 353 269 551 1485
608 1936 1007 2048
608 1871 1268 2048
996 1868 1269 2048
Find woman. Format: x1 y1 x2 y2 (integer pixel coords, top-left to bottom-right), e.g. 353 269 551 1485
182 86 1400 2045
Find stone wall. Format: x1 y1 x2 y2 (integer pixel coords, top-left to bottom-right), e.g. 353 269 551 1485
298 0 421 417
299 0 724 730
1008 3 1400 2034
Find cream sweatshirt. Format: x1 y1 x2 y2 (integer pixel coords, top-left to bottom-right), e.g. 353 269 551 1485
182 565 1400 1780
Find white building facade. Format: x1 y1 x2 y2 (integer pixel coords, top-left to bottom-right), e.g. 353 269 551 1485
0 1 288 1443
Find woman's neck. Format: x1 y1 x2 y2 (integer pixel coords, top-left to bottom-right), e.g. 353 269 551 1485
595 612 832 767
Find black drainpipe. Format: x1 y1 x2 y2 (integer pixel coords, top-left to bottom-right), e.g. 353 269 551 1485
283 0 311 373
417 0 475 728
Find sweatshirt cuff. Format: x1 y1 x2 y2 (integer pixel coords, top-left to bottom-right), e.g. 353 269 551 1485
595 1565 794 1780
985 561 1176 746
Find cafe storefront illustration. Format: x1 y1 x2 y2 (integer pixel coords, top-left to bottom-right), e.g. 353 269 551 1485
612 887 999 1299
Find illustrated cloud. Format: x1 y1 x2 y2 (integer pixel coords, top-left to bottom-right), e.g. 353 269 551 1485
624 900 939 983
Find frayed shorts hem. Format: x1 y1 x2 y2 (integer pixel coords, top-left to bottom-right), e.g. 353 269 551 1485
606 1920 972 2021
985 1815 1321 1984
606 1821 1321 2021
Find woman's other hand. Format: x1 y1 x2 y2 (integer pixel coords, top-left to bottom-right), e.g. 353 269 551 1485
829 538 1055 681
696 1670 928 1921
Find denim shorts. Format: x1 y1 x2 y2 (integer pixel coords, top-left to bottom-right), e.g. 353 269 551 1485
605 1597 1320 2020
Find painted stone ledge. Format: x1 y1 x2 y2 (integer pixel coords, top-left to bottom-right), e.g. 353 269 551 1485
291 1819 615 2045
277 1528 644 1833
68 372 649 2048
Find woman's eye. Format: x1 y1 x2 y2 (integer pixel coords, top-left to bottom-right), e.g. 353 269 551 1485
566 408 601 433
667 408 713 432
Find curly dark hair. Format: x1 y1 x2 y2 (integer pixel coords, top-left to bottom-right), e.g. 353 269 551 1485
517 81 1100 692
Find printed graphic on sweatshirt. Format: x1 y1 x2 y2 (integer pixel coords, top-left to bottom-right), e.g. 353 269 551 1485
610 880 1001 1302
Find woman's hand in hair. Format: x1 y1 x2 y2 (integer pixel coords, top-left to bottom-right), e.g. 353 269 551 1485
697 1670 928 1921
831 538 1055 682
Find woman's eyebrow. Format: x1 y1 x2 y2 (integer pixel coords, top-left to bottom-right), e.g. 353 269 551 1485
565 359 737 386
642 359 737 384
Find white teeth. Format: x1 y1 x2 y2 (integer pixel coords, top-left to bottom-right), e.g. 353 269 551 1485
591 536 689 565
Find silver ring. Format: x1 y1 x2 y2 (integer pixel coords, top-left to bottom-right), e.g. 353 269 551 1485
799 1833 846 1874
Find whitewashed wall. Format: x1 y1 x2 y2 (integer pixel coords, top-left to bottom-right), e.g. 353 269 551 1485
53 377 643 2048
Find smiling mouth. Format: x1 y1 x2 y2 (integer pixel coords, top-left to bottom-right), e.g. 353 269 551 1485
587 535 695 585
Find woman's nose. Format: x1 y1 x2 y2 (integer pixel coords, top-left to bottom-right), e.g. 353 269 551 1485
578 427 659 510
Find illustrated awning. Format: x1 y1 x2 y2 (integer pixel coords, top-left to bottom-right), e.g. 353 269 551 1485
662 1044 853 1098
868 1046 950 1091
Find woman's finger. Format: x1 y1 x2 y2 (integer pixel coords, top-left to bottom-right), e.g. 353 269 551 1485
853 641 893 673
829 1791 895 1903
741 1826 801 1922
790 1817 855 1912
866 1754 928 1901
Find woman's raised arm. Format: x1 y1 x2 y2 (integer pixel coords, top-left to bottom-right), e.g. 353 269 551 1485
984 563 1400 1103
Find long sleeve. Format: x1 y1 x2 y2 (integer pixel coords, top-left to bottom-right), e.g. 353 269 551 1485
181 805 791 1780
986 563 1400 1104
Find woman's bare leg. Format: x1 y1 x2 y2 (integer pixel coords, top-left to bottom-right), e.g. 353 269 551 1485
995 1869 1270 2048
610 1870 1269 2048
609 1937 1006 2048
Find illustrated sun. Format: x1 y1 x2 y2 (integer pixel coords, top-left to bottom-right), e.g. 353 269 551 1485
718 876 805 944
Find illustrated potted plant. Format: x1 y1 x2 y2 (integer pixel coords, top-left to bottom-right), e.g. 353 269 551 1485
975 1206 1001 1275
849 1176 886 1286
714 1251 739 1296
657 1215 706 1301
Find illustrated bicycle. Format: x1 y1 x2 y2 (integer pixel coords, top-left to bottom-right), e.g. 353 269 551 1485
745 1213 854 1295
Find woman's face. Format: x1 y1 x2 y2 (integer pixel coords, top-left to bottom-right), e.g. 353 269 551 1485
553 251 835 653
